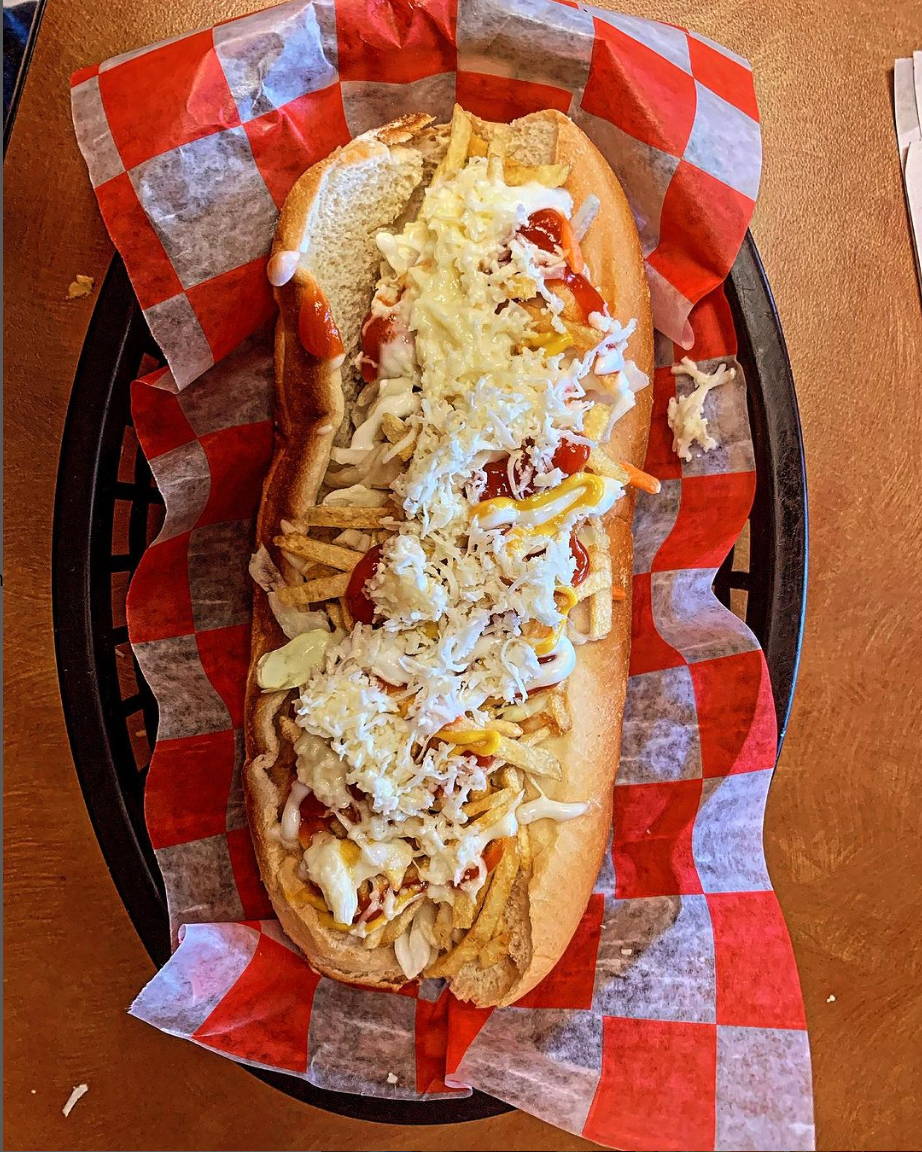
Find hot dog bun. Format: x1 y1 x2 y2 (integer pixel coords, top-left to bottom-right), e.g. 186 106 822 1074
245 109 653 1006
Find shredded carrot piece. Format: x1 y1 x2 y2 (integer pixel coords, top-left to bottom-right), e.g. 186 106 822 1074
619 461 661 494
559 214 585 274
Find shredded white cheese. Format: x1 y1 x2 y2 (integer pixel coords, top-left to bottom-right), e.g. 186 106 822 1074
667 357 735 461
276 150 651 932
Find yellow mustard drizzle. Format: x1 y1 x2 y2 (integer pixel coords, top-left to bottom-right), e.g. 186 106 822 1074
555 585 580 612
529 585 580 656
471 472 607 539
358 889 423 936
436 728 504 755
526 330 572 356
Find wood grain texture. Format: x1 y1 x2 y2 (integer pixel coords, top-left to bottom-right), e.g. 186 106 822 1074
3 1 921 1149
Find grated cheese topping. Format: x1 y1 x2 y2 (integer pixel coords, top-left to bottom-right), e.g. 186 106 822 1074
667 357 735 461
272 149 650 933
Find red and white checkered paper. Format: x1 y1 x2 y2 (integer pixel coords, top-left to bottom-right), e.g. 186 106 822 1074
72 1 813 1148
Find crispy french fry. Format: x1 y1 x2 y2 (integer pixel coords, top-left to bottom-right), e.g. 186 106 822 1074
477 933 510 969
494 734 561 780
279 715 300 745
434 105 472 181
452 892 475 931
589 543 613 579
500 691 552 723
486 123 510 160
505 272 539 300
433 900 454 948
580 516 608 550
467 787 521 828
394 436 417 463
583 537 614 643
522 725 553 747
381 413 407 444
463 787 516 820
380 895 424 944
327 601 344 630
562 321 605 352
451 874 490 931
273 533 364 572
583 403 613 443
339 595 355 631
363 923 385 950
566 598 590 640
490 718 523 738
516 826 532 872
276 573 350 605
504 160 570 187
468 133 488 157
501 766 523 791
454 843 518 958
587 448 630 484
297 561 336 583
589 587 613 639
486 129 510 181
520 712 551 735
297 505 399 528
576 570 612 602
430 840 519 977
547 690 572 734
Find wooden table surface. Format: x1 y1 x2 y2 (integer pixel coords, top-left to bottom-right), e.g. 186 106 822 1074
5 1 922 1149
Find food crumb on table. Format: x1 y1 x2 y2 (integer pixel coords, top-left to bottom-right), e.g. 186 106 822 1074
66 274 95 300
386 1072 398 1085
826 994 837 1003
62 1084 89 1118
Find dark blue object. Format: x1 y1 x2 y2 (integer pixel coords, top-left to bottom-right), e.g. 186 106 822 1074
4 0 40 150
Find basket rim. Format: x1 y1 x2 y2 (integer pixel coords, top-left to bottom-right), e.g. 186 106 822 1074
51 233 807 1125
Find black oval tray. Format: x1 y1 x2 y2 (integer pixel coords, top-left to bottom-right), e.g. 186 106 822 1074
52 234 807 1124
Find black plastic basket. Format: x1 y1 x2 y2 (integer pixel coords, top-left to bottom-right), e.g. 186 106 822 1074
52 234 807 1124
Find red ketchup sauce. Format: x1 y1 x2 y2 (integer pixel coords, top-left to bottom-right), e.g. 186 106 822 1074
298 284 344 361
545 267 607 320
480 457 523 500
298 792 331 848
551 439 590 474
480 439 589 501
519 207 566 253
458 838 506 885
570 534 591 586
359 312 399 383
517 209 604 319
344 543 383 625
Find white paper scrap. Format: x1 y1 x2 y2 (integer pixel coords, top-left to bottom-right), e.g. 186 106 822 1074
62 1083 89 1118
894 57 921 169
895 55 922 299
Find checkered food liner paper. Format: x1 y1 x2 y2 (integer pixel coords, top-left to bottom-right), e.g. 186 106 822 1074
71 0 762 392
71 1 812 1148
